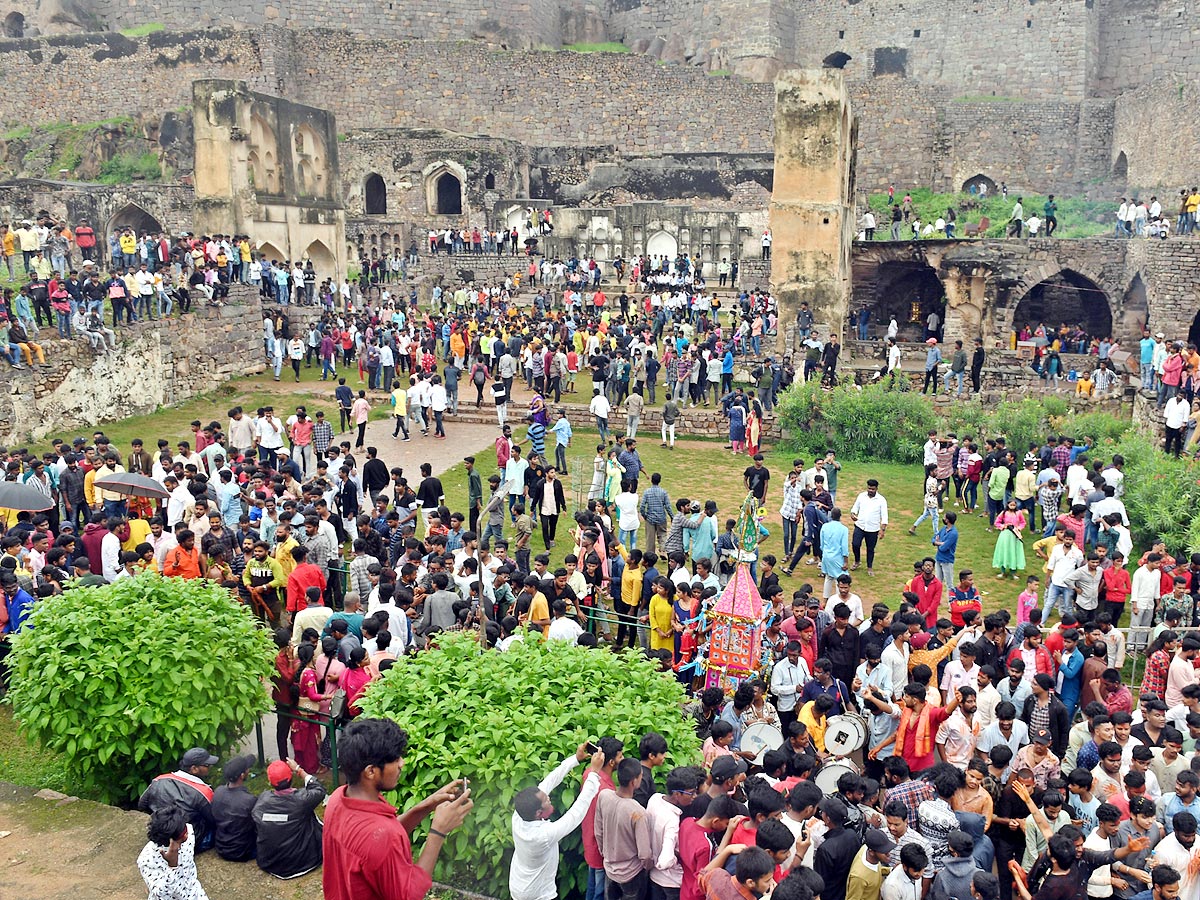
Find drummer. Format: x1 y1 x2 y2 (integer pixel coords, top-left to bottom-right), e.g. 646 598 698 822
800 658 855 717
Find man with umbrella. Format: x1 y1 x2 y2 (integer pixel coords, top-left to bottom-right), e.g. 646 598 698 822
93 453 128 518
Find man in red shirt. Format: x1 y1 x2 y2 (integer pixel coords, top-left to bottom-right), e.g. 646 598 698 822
582 737 624 900
286 545 326 619
908 560 943 628
323 718 472 900
679 794 741 900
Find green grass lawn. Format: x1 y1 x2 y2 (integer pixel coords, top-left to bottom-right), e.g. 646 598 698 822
431 434 1027 615
864 187 1112 240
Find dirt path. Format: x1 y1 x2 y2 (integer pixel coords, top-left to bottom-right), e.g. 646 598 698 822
0 782 323 899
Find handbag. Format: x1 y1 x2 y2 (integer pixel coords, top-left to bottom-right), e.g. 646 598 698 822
297 696 320 713
328 689 349 722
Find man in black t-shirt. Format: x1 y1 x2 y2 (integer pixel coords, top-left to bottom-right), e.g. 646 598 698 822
744 454 771 505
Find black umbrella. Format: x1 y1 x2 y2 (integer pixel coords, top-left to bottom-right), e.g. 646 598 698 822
0 481 54 511
93 472 170 499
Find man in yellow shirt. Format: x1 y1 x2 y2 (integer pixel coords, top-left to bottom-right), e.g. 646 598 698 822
797 694 835 754
273 521 299 580
118 228 138 268
1 224 15 280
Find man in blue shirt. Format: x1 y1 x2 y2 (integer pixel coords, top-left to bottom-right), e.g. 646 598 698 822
1139 332 1157 391
616 439 643 492
819 507 850 600
932 511 958 589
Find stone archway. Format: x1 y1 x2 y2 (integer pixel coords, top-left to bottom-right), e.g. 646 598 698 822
646 230 678 259
823 51 851 69
1113 151 1128 179
870 260 945 341
364 173 387 215
107 202 164 239
257 241 286 263
3 12 24 37
961 174 997 196
1011 269 1113 340
303 240 336 279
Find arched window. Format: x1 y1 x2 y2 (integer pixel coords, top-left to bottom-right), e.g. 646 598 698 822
365 173 387 215
484 172 496 190
822 51 851 69
435 172 462 215
3 12 24 37
1113 151 1128 178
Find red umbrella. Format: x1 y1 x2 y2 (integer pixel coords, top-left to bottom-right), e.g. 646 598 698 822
93 472 170 499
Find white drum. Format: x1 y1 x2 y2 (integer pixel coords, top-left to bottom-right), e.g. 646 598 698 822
824 714 868 757
742 722 785 766
814 758 861 794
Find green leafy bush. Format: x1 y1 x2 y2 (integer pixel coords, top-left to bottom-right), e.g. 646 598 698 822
1104 433 1200 553
775 379 939 463
8 575 273 804
777 382 1131 465
358 632 701 898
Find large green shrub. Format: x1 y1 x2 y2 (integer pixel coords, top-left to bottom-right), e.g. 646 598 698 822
777 381 1132 465
1105 433 1200 553
358 632 701 898
8 575 273 804
775 379 939 463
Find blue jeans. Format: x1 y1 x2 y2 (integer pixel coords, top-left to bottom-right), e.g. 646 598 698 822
751 335 761 356
912 506 940 533
480 521 504 550
1043 583 1075 620
586 867 608 900
781 517 798 558
857 322 868 340
102 499 127 518
1142 363 1156 390
621 527 638 550
943 370 964 396
596 416 609 443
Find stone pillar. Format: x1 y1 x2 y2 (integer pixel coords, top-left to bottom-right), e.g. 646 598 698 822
770 69 855 351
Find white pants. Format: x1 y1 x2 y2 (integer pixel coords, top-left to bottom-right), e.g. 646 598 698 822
661 422 675 446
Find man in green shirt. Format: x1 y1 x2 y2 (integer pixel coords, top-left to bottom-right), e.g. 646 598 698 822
1044 195 1058 237
465 456 483 535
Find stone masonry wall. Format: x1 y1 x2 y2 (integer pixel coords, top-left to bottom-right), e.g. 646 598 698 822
1112 81 1200 191
0 286 265 444
89 0 563 48
1122 240 1200 341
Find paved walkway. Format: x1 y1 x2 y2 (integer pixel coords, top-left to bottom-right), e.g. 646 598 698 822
235 418 498 764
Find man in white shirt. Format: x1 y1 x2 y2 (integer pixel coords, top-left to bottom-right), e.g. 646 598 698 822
881 623 911 700
1165 394 1190 457
825 577 865 626
934 687 979 768
1130 554 1164 651
771 642 812 729
886 338 902 373
940 643 980 702
646 768 705 899
975 666 1003 729
509 745 604 900
255 406 284 467
1043 531 1084 622
850 480 888 576
588 389 611 443
546 601 584 642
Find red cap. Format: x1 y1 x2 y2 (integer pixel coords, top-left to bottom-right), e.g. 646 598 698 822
266 760 293 787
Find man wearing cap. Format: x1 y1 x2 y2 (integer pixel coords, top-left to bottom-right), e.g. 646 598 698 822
253 758 326 879
137 747 220 853
211 754 259 862
847 829 898 900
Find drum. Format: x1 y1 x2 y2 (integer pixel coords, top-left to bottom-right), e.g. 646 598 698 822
824 713 868 757
742 722 784 766
814 758 861 794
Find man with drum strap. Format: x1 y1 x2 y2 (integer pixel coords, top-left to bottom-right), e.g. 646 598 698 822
771 640 812 732
856 643 900 781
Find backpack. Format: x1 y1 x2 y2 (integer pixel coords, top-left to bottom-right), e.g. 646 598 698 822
473 364 487 386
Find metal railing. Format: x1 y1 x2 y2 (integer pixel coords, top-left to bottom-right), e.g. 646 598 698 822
254 707 343 785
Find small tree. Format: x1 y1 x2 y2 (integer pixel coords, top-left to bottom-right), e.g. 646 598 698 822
358 632 702 898
8 574 273 804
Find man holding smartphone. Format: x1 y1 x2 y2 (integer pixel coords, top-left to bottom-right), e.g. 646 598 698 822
510 743 607 900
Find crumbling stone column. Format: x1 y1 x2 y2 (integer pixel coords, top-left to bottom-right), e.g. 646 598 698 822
769 69 855 350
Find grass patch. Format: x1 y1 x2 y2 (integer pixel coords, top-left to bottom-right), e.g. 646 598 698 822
2 125 30 141
562 41 629 53
862 186 1111 239
707 69 732 77
0 705 84 796
118 22 164 36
